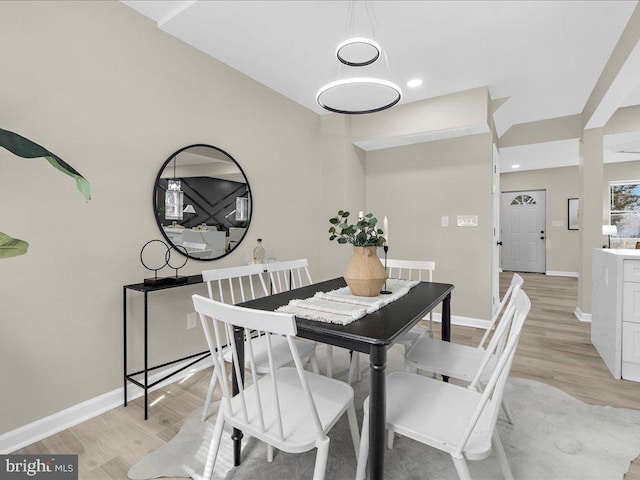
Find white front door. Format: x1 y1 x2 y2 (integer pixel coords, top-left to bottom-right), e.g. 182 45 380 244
501 190 546 273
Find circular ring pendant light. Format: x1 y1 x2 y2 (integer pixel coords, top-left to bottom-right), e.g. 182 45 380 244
316 77 402 115
317 0 401 115
336 37 380 67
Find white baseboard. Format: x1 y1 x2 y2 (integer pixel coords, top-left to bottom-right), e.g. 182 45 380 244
574 306 592 322
546 271 579 278
430 312 492 330
0 356 213 454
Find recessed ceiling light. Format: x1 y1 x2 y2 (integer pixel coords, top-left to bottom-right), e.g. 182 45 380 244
511 164 521 169
407 78 423 88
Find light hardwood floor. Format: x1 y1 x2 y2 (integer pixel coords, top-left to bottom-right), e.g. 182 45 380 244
14 272 640 479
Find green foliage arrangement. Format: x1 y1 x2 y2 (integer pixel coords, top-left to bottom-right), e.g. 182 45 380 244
329 210 386 247
0 128 91 259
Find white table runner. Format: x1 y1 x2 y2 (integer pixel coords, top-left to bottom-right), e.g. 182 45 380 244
276 278 419 325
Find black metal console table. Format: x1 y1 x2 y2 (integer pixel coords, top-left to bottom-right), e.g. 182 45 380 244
123 274 209 419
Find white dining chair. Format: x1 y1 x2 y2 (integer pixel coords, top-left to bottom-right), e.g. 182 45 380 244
266 259 363 384
193 294 360 480
355 289 531 480
385 259 437 346
403 273 524 427
267 258 313 292
347 259 436 384
267 259 343 375
200 264 319 421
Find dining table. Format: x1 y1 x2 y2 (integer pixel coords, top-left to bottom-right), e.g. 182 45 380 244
237 277 454 480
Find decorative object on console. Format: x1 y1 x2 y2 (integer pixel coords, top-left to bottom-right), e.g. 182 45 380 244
602 224 617 248
329 210 387 296
315 1 401 115
167 244 189 283
253 238 265 263
140 239 188 286
0 128 91 258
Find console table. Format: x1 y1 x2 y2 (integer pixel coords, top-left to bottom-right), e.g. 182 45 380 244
123 274 209 419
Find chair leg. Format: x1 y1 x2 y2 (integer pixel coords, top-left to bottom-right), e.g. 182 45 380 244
202 409 225 480
403 348 418 374
346 403 360 457
492 431 514 480
309 351 320 374
201 368 218 422
450 453 472 480
267 445 274 463
347 351 357 385
312 436 330 480
356 353 361 381
326 345 333 378
355 409 370 480
501 398 515 425
387 429 395 449
428 312 434 339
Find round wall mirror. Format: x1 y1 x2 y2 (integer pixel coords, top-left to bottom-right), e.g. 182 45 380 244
153 144 252 261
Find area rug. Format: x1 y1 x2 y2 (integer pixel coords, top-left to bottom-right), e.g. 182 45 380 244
128 347 640 480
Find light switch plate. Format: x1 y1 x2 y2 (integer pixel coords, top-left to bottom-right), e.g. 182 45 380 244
441 216 449 227
457 215 478 227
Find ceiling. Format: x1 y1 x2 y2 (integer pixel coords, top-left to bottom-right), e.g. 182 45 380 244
122 0 640 171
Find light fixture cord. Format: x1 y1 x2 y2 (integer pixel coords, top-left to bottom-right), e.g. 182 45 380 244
365 0 395 81
337 0 357 81
337 1 396 82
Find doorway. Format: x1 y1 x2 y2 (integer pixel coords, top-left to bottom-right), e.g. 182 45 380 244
500 190 546 273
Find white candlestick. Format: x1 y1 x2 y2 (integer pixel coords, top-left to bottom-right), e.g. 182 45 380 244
384 216 389 245
358 211 363 220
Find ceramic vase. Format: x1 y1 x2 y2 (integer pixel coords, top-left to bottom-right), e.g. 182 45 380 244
343 245 388 297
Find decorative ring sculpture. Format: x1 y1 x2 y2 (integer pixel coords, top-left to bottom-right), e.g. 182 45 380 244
140 239 189 285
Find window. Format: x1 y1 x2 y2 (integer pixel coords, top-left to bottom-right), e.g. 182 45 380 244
610 182 640 237
510 194 536 206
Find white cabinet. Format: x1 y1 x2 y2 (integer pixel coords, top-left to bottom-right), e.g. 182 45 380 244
592 249 640 381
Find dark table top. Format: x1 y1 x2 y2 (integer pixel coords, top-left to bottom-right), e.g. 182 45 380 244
240 278 454 354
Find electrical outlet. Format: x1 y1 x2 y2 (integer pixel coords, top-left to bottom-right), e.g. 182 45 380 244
187 312 197 330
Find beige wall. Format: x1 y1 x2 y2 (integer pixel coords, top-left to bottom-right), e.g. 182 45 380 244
365 133 494 320
0 1 324 434
605 160 640 188
351 87 490 144
501 166 580 273
318 115 366 281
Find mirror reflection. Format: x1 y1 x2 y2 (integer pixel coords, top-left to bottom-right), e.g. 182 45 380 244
153 144 251 261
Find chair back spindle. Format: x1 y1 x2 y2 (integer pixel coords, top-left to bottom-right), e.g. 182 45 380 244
385 259 435 283
267 259 313 293
203 264 269 305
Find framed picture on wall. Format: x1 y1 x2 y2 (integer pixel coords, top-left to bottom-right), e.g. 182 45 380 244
568 198 579 230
